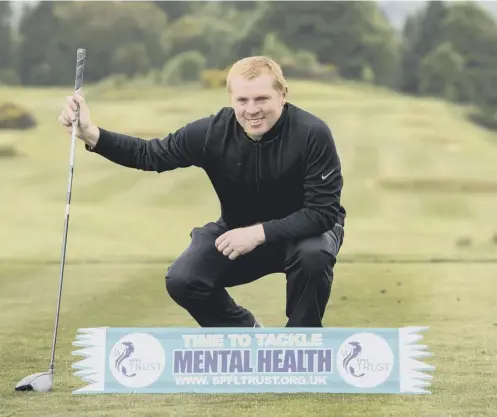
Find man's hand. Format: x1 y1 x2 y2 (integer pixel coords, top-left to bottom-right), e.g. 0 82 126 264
215 224 266 260
58 89 100 148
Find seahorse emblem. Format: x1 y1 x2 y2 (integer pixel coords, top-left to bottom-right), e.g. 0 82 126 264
114 341 136 377
342 341 366 377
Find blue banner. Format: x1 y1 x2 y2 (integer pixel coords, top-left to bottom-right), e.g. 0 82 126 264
71 327 434 394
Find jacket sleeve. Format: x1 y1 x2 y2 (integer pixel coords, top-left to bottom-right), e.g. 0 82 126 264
86 116 212 172
261 120 344 243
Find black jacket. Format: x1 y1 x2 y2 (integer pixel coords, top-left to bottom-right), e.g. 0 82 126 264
86 102 346 243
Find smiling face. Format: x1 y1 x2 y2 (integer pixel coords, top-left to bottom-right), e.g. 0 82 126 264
229 74 286 138
226 56 288 139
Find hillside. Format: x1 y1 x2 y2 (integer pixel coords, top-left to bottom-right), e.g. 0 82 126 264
1 80 497 263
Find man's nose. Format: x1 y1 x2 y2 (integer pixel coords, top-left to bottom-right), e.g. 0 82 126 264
246 101 260 115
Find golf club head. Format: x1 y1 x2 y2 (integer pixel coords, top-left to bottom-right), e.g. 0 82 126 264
15 371 53 392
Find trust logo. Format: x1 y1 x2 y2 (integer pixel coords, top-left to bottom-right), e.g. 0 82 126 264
109 333 166 389
337 333 394 388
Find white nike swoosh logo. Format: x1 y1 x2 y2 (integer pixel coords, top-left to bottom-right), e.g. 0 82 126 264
322 170 335 180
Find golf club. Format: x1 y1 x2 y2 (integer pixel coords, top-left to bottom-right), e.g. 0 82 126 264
15 48 87 393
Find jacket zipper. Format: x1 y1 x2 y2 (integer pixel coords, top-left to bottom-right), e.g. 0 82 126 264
256 143 260 192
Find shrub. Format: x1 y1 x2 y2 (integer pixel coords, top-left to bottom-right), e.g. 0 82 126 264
260 33 339 82
0 146 18 158
261 33 294 64
200 69 228 89
97 74 129 89
161 51 207 86
0 102 37 130
111 42 152 78
280 55 339 82
0 69 21 86
361 65 375 84
468 110 497 132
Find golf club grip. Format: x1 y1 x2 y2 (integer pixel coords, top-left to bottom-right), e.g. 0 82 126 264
74 48 86 91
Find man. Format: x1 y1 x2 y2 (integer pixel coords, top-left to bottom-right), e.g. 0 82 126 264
58 56 346 328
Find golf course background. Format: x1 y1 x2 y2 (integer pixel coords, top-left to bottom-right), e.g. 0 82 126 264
1 1 497 416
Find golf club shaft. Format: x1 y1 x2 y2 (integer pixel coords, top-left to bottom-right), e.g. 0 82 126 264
49 122 77 372
49 49 86 373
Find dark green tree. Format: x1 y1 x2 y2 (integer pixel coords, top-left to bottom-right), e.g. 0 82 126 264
16 1 168 85
399 1 448 94
419 42 464 100
251 1 400 87
0 2 12 70
16 2 61 85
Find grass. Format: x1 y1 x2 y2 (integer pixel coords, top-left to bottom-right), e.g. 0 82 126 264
1 79 497 416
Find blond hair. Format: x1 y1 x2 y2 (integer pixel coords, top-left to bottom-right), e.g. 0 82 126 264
226 56 288 95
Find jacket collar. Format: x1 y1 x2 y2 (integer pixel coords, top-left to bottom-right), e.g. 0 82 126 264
237 103 288 144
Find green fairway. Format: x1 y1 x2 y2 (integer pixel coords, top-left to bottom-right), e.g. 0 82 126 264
1 80 496 416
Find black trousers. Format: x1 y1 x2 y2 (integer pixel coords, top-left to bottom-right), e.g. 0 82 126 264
165 220 344 327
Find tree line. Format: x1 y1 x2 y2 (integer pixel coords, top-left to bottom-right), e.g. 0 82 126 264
1 1 497 127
